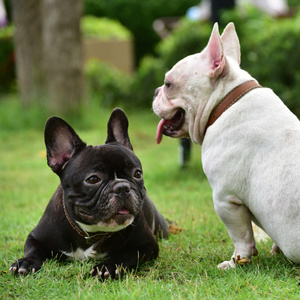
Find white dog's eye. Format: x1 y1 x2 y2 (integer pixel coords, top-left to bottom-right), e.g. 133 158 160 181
164 81 172 88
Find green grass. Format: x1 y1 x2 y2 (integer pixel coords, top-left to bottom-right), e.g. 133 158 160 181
1 97 300 299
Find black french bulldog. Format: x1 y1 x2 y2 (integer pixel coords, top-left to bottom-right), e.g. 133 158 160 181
10 108 169 280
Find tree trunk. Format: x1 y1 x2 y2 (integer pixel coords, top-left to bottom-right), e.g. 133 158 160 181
12 0 84 115
42 0 84 115
12 0 45 107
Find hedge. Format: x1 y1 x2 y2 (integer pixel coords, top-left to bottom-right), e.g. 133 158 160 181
81 16 132 40
83 0 199 65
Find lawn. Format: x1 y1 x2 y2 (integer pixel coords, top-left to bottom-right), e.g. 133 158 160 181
1 97 300 299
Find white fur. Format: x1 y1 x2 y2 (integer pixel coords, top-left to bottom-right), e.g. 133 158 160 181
61 245 107 260
153 22 300 269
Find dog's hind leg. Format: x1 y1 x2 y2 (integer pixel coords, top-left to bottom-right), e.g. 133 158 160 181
271 243 281 254
252 222 280 255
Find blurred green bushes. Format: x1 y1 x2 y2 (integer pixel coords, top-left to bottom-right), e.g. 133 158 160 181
81 16 132 40
155 20 212 68
85 60 132 107
83 0 198 64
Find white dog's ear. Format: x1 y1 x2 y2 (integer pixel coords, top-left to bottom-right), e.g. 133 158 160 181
204 22 225 78
221 22 241 65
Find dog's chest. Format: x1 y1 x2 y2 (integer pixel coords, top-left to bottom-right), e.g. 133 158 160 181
61 244 107 260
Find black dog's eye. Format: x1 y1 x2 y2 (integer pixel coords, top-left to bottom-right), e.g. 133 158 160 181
165 80 172 88
86 175 101 184
134 170 143 179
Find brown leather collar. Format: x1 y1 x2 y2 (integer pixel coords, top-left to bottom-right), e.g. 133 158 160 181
204 80 261 135
62 197 109 245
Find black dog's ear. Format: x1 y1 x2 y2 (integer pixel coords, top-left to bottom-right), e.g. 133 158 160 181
106 108 133 151
44 117 86 175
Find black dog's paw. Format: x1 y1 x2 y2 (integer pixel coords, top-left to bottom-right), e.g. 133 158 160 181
90 263 127 280
9 258 42 275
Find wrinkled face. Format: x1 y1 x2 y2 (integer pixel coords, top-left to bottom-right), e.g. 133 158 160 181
153 52 212 144
61 143 145 233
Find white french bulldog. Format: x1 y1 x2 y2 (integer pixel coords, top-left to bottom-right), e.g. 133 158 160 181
153 22 300 269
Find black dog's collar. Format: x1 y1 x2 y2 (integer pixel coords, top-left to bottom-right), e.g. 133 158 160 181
62 197 110 245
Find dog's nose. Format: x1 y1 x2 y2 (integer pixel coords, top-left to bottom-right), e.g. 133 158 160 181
113 182 130 196
154 88 160 99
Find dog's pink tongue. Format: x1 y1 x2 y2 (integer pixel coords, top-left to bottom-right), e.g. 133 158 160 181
156 119 166 144
118 209 130 215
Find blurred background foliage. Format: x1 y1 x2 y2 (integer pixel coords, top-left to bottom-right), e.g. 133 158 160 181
1 0 300 117
81 16 132 40
83 0 198 64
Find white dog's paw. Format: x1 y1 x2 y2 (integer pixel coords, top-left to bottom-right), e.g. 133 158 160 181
217 260 236 270
218 255 252 270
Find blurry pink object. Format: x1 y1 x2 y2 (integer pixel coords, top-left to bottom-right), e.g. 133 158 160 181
0 0 8 27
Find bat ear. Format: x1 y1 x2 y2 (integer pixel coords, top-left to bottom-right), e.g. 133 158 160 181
221 22 241 65
106 108 133 151
203 22 225 78
44 117 86 175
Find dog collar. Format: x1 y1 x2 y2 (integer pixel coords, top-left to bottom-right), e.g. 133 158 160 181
204 80 262 134
62 197 109 245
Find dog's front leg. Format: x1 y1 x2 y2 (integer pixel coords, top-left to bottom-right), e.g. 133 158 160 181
90 241 159 280
10 234 47 275
214 197 258 270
